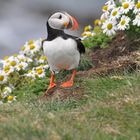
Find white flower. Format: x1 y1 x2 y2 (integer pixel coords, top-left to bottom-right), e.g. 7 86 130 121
38 55 47 64
102 1 115 13
4 56 19 69
20 39 42 57
102 5 109 13
110 8 121 19
121 0 134 14
25 70 35 79
3 65 14 75
94 19 102 26
102 19 117 36
25 65 47 79
7 95 16 103
25 57 33 63
82 31 95 37
1 58 9 68
84 25 92 31
133 1 140 14
1 87 12 98
117 15 131 30
16 62 28 71
42 64 49 69
100 12 109 21
3 86 12 94
17 54 32 63
81 31 95 40
17 54 26 62
0 71 8 84
133 13 140 26
35 66 46 78
105 0 115 6
1 92 8 98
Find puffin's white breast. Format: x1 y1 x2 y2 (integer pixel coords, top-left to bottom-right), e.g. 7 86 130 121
43 37 80 72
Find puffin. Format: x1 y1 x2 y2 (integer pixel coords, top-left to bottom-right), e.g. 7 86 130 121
42 11 85 90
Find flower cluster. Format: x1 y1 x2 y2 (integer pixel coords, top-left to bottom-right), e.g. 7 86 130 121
25 65 49 79
0 39 49 104
101 0 140 36
81 18 103 40
81 25 95 40
20 39 42 57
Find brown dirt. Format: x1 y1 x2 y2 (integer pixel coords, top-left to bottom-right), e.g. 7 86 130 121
91 31 140 68
40 85 87 101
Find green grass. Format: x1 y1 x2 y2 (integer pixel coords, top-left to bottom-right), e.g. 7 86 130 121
0 72 140 140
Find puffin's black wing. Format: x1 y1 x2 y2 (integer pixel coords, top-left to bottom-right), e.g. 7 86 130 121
75 38 85 54
63 34 85 54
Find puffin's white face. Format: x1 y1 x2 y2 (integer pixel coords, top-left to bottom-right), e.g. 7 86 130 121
48 12 79 30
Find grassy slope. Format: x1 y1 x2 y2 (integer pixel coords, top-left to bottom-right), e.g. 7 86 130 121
0 72 140 140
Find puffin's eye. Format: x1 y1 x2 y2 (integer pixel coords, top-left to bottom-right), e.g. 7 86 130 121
58 15 62 19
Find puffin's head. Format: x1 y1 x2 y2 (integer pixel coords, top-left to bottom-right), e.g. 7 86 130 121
47 11 79 30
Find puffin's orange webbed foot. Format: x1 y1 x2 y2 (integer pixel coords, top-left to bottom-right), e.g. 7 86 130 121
47 72 56 90
48 82 56 90
60 69 76 88
60 80 73 88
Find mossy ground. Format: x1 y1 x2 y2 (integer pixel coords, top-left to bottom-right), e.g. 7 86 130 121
0 70 140 140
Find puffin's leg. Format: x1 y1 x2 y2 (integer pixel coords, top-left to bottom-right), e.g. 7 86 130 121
48 72 56 90
61 69 76 88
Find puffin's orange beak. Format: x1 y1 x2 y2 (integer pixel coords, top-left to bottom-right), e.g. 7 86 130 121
64 12 79 30
63 22 69 27
69 16 79 30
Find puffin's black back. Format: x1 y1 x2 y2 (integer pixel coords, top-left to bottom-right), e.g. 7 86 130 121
42 22 85 54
